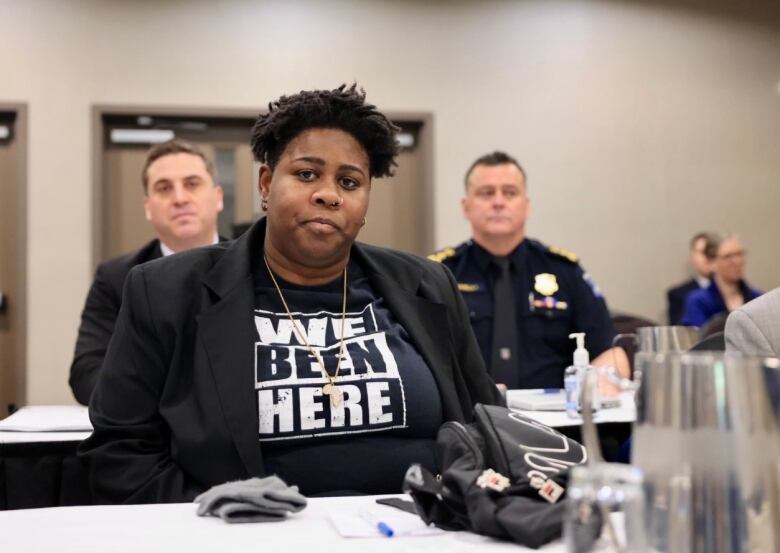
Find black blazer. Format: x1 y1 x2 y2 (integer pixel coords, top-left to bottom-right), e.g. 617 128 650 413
79 219 502 504
69 240 163 405
666 278 701 325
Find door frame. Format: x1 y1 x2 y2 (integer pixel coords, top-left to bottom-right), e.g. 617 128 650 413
0 102 28 411
391 110 435 255
91 105 435 267
91 104 260 267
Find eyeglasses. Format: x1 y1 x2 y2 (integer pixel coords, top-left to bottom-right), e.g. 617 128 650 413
717 250 747 261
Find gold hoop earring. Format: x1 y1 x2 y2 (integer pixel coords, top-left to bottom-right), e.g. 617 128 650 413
362 217 367 226
261 198 268 211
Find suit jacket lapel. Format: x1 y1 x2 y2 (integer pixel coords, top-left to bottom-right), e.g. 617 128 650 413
354 245 459 418
194 227 465 475
197 222 266 476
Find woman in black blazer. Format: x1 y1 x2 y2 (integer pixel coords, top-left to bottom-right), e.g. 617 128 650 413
80 85 502 504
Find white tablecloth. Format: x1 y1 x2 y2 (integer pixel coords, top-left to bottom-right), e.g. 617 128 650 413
0 495 566 553
512 391 636 428
0 430 90 444
0 392 635 444
0 405 92 444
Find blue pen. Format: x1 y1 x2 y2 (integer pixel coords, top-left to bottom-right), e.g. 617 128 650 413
361 511 394 537
542 388 561 394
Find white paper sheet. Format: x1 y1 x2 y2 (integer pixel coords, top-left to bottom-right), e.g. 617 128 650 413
0 405 92 432
329 508 444 538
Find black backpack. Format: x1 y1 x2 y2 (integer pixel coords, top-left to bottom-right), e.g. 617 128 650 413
404 403 595 549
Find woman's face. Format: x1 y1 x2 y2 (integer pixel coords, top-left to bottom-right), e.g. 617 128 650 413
260 128 371 269
715 237 746 285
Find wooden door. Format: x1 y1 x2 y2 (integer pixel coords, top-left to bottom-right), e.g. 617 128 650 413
0 108 27 415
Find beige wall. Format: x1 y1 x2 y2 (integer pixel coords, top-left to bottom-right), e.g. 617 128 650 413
1 0 778 404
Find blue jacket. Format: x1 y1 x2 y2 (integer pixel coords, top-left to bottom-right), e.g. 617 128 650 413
681 279 761 328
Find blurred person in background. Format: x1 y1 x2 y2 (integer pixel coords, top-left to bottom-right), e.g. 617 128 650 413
429 151 629 390
681 234 761 328
69 139 224 405
666 231 718 325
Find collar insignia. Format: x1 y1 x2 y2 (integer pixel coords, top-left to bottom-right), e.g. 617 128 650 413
534 273 559 296
427 247 456 263
458 282 480 292
548 245 579 263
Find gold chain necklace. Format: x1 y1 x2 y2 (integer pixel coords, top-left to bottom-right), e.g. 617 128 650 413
263 255 348 407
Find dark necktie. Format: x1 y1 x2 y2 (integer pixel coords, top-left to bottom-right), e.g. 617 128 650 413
491 256 520 388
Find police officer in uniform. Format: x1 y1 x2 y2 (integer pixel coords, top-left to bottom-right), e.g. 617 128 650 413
430 151 629 389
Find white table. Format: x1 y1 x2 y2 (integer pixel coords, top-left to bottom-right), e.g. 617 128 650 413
0 395 636 439
512 391 636 428
0 430 90 444
0 405 92 443
0 406 93 509
0 495 566 553
0 402 633 509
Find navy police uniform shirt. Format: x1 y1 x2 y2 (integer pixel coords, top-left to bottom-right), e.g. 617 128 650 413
430 239 616 389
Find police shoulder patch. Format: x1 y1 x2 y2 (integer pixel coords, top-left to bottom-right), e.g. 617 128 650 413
582 272 604 298
547 245 579 263
427 247 456 263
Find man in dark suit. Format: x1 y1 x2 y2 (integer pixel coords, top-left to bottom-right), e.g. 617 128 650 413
69 139 224 404
666 231 718 325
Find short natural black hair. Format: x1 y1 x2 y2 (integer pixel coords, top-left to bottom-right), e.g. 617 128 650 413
464 151 527 189
250 84 400 178
141 139 216 194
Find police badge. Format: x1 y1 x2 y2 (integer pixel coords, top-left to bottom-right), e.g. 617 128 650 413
534 273 559 296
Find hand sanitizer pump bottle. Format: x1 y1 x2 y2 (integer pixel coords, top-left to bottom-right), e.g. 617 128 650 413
564 332 597 418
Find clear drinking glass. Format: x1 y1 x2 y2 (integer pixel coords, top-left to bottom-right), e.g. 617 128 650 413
565 462 647 553
632 352 780 553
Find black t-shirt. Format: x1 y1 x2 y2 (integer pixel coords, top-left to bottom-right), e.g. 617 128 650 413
252 258 443 495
